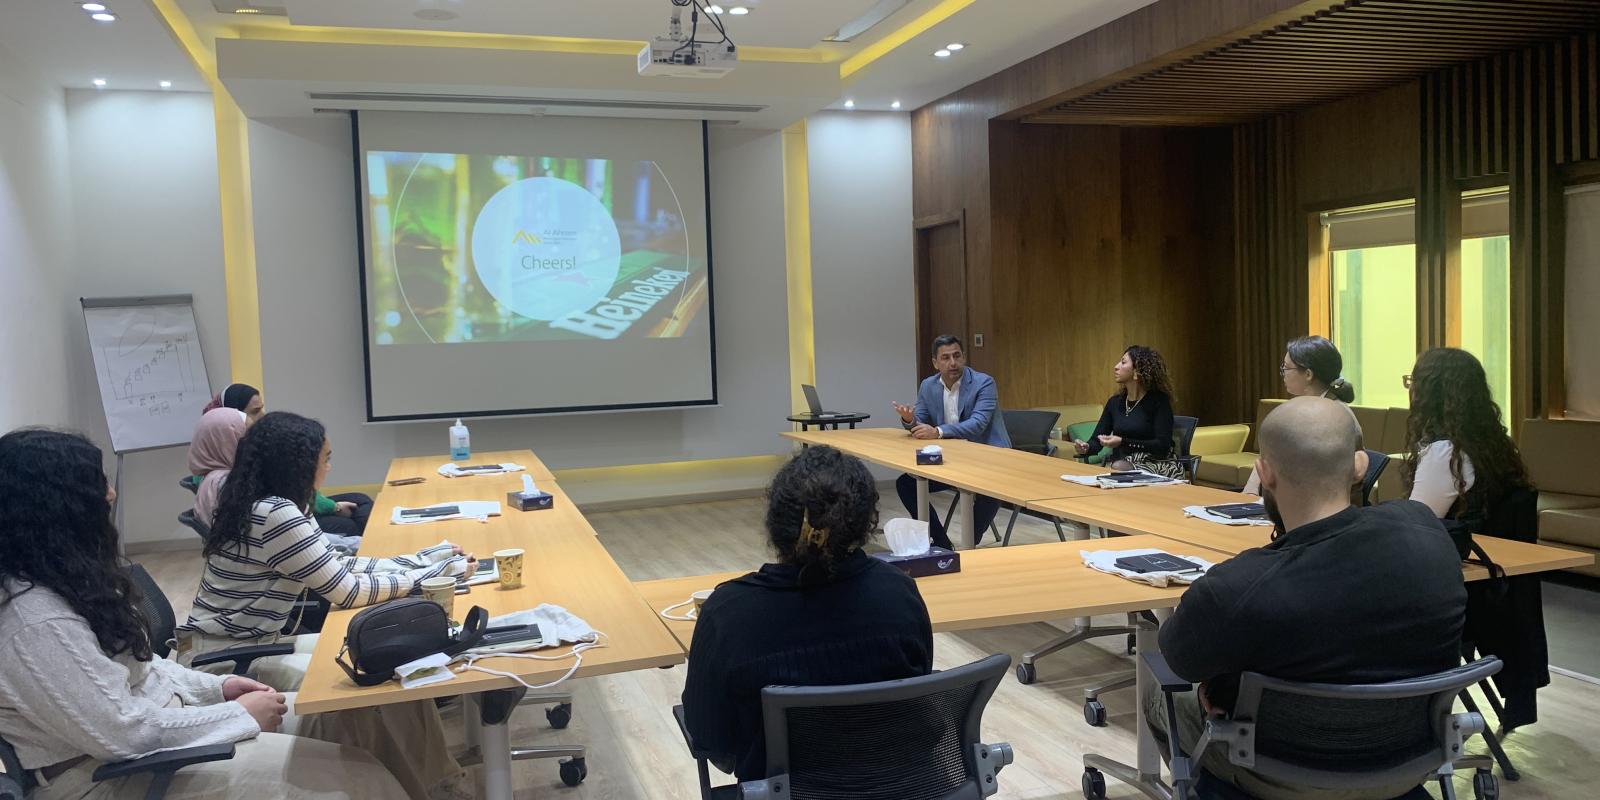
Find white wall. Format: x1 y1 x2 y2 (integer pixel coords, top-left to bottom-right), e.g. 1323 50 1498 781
0 42 75 430
248 114 794 501
64 89 228 546
805 111 917 479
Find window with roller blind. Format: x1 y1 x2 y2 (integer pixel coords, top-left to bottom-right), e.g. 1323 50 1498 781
1565 183 1600 420
1317 191 1512 414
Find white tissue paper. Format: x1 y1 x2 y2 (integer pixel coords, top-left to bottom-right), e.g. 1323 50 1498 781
395 653 456 689
918 444 943 456
437 462 526 478
884 517 932 557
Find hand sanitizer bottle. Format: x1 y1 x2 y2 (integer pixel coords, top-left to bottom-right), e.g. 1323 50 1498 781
449 419 471 461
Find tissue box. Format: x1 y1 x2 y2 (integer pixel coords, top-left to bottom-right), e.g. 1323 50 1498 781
506 491 554 511
872 547 960 578
915 449 944 465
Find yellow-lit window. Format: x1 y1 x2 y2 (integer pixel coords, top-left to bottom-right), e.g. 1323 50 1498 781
1322 201 1418 409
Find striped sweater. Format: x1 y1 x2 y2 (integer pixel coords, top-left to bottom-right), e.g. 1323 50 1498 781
178 497 466 640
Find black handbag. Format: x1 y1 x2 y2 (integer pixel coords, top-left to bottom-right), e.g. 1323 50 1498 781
336 598 488 687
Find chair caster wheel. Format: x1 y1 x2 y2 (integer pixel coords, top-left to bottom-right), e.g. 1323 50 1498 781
1084 699 1107 727
559 757 588 787
546 702 573 729
1082 767 1107 799
1473 767 1499 800
1127 633 1137 655
1015 662 1037 685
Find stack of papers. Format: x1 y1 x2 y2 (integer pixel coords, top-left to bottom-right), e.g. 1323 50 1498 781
438 462 526 478
390 501 502 525
1061 470 1183 489
1183 505 1275 526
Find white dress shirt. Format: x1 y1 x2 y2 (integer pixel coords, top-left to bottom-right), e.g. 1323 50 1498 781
939 377 961 437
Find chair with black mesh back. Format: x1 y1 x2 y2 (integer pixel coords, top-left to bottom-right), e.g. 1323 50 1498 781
1172 416 1201 483
676 653 1015 799
1086 653 1502 800
1358 450 1390 507
124 562 295 672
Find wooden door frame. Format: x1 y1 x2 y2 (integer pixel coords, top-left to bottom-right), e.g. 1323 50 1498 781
912 210 968 377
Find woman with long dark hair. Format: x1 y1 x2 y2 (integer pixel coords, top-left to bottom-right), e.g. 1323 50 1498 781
1403 347 1530 518
1073 345 1186 479
682 446 933 781
1242 336 1356 494
178 411 470 798
195 383 374 538
0 428 406 798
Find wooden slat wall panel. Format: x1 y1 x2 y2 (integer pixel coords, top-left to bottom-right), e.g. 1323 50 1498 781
1027 0 1600 128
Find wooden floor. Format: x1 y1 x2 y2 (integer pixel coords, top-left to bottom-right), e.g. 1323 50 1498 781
135 495 1600 799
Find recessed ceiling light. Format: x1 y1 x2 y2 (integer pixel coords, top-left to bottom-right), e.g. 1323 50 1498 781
728 6 749 14
80 2 107 11
159 80 172 89
708 4 724 13
843 99 855 109
891 100 901 109
92 78 106 87
934 49 951 58
90 12 116 21
946 43 965 51
233 7 262 13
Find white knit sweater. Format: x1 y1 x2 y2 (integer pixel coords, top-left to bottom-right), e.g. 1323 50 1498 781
0 581 260 770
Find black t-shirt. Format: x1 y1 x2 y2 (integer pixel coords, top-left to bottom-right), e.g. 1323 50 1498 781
1087 390 1175 459
681 551 934 780
1159 501 1467 713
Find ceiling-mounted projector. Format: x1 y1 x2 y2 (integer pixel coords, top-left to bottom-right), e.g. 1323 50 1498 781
639 1 738 78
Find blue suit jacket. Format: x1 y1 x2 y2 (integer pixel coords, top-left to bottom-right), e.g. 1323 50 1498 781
908 367 1011 448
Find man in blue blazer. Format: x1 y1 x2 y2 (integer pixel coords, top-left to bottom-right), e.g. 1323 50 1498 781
892 334 1010 549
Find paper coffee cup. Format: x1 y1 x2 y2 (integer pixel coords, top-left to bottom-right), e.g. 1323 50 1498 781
691 589 713 610
420 576 456 620
495 548 525 589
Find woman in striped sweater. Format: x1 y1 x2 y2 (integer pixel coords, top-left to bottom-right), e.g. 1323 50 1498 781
179 411 471 799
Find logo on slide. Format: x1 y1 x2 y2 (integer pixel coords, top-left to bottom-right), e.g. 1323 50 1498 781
471 177 622 322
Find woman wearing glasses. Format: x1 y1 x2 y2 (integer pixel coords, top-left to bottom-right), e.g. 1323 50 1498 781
1242 336 1355 495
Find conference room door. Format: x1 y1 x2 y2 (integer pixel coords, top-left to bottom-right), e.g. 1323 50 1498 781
914 214 969 375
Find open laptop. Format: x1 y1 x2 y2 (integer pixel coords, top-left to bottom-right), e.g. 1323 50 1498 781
800 384 841 418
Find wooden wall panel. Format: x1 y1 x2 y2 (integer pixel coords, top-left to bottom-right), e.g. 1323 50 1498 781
1293 82 1422 208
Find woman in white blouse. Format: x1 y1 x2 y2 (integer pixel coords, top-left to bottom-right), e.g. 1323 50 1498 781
1242 336 1356 495
1402 348 1530 518
0 428 404 799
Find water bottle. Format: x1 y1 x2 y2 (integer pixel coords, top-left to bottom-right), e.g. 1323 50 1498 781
449 418 471 461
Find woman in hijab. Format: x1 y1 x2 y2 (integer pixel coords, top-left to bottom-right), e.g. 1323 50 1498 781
193 384 373 542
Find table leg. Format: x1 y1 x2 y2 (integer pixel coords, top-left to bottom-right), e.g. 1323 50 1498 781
916 478 929 523
480 711 513 800
1081 615 1173 800
958 491 976 549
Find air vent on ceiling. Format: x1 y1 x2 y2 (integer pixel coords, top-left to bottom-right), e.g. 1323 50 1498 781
823 0 909 43
307 92 766 114
211 0 287 16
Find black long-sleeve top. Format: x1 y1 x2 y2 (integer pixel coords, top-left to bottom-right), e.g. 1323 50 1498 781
1086 390 1175 460
681 550 934 781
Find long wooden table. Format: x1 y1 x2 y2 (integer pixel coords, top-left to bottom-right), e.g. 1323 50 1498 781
295 453 683 799
781 427 1105 547
383 448 559 484
635 534 1236 653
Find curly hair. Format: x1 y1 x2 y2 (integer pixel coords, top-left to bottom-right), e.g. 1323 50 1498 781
1403 348 1530 508
0 429 152 660
1122 345 1176 401
208 411 325 558
764 446 879 580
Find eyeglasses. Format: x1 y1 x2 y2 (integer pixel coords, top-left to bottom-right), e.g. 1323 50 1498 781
1279 364 1307 376
1402 374 1414 389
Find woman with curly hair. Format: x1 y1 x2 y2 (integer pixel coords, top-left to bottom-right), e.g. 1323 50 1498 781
1403 347 1531 518
179 411 471 799
682 446 933 782
1074 345 1186 479
0 428 407 798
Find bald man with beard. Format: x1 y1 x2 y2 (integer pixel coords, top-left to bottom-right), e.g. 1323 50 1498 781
1147 396 1467 800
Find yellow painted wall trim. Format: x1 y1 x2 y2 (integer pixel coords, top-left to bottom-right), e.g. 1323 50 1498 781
148 0 264 387
840 0 976 79
781 121 816 414
228 23 834 63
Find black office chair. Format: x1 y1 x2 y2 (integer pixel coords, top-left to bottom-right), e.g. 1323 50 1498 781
676 654 1015 799
1172 415 1201 483
124 563 295 671
1358 449 1390 506
177 508 209 541
177 475 201 495
1092 653 1502 800
1002 409 1058 456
